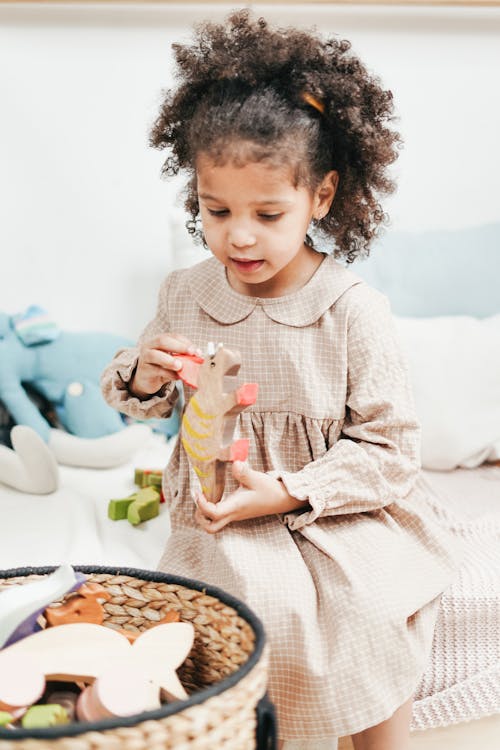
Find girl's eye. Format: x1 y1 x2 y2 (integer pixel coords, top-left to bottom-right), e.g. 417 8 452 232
205 208 282 221
258 213 282 222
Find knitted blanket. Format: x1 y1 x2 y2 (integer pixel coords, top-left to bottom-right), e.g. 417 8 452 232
412 466 500 730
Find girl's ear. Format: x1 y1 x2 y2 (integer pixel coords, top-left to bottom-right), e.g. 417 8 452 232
313 170 339 219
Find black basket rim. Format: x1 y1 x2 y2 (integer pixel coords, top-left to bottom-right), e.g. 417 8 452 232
0 564 266 741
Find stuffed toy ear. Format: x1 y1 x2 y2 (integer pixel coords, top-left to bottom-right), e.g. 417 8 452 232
10 306 60 347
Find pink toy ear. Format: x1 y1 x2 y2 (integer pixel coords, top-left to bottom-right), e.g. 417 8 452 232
230 439 249 462
236 383 258 406
176 355 204 389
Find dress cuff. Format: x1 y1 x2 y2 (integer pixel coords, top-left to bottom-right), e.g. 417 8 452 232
113 357 179 417
269 469 327 530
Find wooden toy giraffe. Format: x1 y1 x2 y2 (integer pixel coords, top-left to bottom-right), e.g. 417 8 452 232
179 343 258 503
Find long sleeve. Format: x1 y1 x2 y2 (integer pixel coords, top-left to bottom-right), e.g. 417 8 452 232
100 273 179 420
278 293 421 530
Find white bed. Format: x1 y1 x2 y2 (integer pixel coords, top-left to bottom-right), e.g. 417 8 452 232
413 466 500 730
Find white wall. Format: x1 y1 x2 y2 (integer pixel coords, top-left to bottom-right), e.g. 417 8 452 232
1 2 499 337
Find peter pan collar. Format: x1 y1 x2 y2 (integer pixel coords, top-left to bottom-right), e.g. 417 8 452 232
188 254 362 327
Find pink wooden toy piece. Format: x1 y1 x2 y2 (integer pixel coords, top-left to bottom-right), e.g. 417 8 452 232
180 343 258 503
0 621 194 719
174 352 204 389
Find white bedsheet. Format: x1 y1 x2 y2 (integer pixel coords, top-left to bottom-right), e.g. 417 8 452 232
413 466 500 729
0 432 172 571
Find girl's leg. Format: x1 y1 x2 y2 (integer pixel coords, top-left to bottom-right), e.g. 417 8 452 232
278 700 412 750
350 697 413 750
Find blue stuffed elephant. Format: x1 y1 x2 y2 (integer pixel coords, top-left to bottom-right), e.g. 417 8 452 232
0 311 131 441
0 309 162 494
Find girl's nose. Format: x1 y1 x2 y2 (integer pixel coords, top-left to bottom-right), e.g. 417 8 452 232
228 226 257 249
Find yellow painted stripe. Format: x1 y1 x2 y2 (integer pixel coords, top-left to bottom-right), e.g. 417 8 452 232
181 437 214 463
182 416 211 440
201 484 211 495
194 465 210 479
190 396 215 421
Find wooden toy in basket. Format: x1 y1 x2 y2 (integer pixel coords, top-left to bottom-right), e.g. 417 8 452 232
0 566 276 750
0 620 194 719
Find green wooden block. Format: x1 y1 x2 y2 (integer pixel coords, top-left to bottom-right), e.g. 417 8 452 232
22 704 70 728
134 468 163 488
127 486 160 526
143 473 162 489
136 486 160 502
0 712 13 727
108 493 137 521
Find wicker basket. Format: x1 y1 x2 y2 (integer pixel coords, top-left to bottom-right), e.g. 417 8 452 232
0 566 276 750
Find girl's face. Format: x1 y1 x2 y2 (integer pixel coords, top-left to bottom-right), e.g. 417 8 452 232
196 153 337 298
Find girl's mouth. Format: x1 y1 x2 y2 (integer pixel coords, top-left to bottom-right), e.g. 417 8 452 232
231 258 264 274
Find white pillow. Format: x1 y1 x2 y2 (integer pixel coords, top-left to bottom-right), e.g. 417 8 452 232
394 314 500 470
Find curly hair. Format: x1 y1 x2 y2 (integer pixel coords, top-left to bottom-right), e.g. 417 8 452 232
150 9 402 262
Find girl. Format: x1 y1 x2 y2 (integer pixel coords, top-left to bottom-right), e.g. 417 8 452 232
102 11 459 749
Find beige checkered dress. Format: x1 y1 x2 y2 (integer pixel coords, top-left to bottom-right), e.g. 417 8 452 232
102 255 460 740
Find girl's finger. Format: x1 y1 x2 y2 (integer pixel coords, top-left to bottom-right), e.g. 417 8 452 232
154 333 202 357
171 332 203 355
194 507 212 528
196 493 221 520
232 461 259 489
146 349 183 372
194 506 228 534
203 516 230 534
197 493 236 529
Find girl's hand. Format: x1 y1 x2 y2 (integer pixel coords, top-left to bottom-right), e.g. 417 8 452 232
130 333 201 398
194 461 304 533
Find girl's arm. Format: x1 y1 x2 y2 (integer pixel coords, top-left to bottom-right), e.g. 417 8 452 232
275 292 421 531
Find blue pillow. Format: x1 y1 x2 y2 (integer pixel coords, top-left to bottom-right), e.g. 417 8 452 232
352 222 500 318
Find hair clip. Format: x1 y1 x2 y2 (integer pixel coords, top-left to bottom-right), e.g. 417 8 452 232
301 92 325 115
